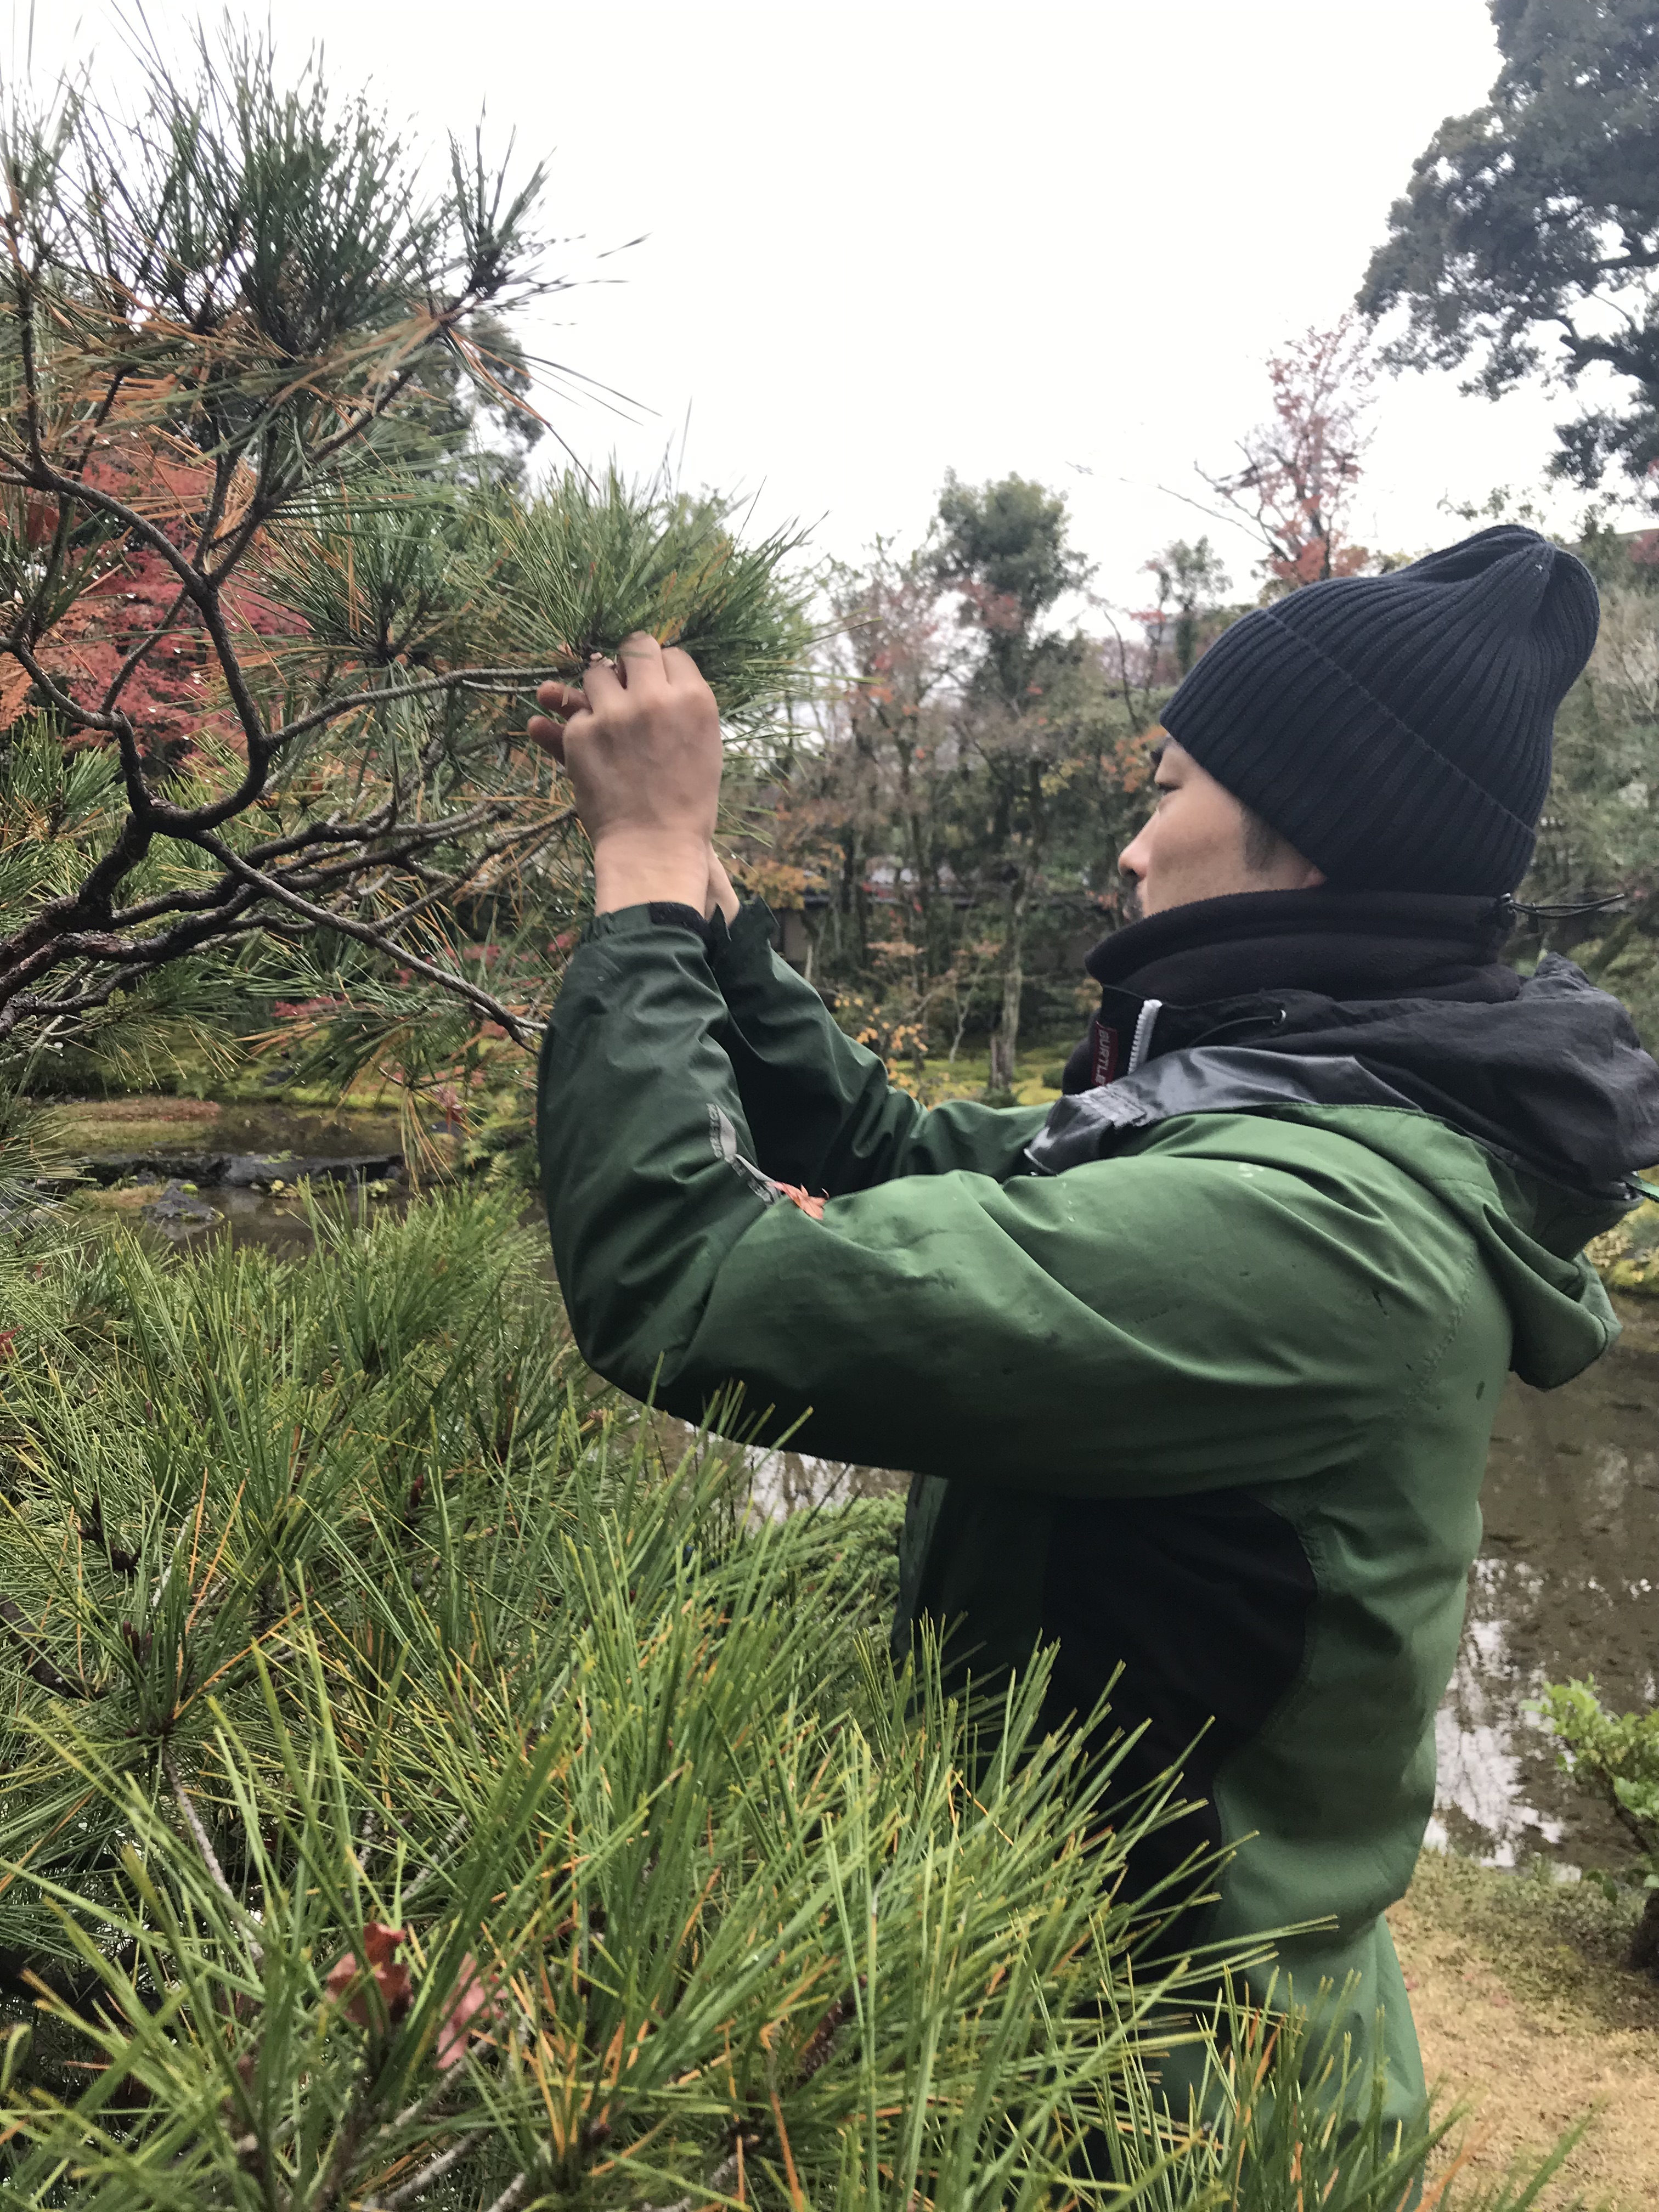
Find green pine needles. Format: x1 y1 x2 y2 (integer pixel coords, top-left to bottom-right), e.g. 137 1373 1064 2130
0 31 813 1086
0 1194 1581 2208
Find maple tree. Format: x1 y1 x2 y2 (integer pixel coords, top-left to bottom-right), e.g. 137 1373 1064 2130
1198 316 1378 594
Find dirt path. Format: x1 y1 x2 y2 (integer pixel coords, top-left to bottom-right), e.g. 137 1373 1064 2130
1389 1854 1659 2207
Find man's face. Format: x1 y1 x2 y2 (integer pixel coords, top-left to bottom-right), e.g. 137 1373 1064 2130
1117 738 1324 918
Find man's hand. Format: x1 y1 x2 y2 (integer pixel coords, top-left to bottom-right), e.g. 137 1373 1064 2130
529 633 721 916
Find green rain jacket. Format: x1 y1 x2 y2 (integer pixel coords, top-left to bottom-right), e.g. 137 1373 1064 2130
538 893 1659 2132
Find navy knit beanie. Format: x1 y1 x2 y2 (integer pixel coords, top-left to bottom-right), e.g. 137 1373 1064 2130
1159 524 1599 893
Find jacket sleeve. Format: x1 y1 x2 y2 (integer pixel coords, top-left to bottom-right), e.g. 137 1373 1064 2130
539 906 1481 1495
703 900 1045 1192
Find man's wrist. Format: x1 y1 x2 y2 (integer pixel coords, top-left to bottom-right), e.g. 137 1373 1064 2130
592 833 710 916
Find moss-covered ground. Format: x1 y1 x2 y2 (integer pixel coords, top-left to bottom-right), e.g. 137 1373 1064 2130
1391 1851 1659 2207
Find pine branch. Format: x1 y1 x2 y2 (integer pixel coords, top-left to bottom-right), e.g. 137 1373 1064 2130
274 666 572 751
364 2126 490 2209
192 830 545 1041
0 1595 92 1699
641 2148 743 2212
163 1753 256 1956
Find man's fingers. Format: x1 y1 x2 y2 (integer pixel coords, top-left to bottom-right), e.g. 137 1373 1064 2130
529 678 592 765
533 637 716 783
579 653 624 712
535 679 588 716
613 631 666 692
526 713 566 765
661 643 710 693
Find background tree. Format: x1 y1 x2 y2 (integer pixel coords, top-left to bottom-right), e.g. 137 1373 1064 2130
775 542 964 985
933 472 1096 1094
1359 0 1659 498
1195 317 1378 592
1511 526 1659 1029
1142 536 1234 676
740 485 1177 1102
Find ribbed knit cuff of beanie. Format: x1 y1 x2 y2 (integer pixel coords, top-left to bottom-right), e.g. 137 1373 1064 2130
1158 526 1600 896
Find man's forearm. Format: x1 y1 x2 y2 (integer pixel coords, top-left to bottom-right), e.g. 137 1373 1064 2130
591 830 709 916
707 902 1048 1195
539 905 780 1398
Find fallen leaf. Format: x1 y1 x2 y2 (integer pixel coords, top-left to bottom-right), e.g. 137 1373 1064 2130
773 1182 827 1220
325 1921 412 2028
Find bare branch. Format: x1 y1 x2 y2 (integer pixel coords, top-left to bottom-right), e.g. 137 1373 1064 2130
364 2126 490 2209
640 2149 743 2212
164 1754 263 1967
479 2173 534 2212
98 579 196 719
194 831 545 1042
274 666 573 752
3 631 118 733
0 1595 93 1699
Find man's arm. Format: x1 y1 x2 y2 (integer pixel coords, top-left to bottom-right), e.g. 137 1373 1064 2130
540 906 1479 1491
526 645 1042 1197
704 899 1046 1194
530 635 1479 1488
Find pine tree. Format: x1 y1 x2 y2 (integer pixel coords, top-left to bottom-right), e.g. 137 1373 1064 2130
0 32 810 1111
0 1191 1527 2206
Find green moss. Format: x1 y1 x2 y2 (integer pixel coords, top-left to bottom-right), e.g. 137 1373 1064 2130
1407 1848 1659 2032
37 1098 225 1154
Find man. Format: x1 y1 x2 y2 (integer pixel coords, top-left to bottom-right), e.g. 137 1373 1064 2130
531 526 1659 2131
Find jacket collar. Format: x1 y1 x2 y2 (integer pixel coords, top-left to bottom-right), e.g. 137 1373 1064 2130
1064 889 1520 1095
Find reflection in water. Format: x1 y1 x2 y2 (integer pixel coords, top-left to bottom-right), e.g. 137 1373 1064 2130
1434 1295 1659 1869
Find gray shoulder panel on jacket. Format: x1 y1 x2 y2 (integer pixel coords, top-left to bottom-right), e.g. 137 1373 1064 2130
1029 1049 1460 1176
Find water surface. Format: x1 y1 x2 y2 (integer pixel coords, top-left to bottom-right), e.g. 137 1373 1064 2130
1432 1294 1659 1870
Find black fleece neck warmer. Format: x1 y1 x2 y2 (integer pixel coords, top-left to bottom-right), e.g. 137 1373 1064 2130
1062 887 1518 1095
1052 885 1659 1197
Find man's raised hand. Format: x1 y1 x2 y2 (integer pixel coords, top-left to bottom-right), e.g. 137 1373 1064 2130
528 633 721 915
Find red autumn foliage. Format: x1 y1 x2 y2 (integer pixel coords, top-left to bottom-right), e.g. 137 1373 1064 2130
5 440 291 761
320 1920 500 2068
1202 314 1376 593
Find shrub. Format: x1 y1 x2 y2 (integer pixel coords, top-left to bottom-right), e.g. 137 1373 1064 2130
0 1196 1572 2204
1534 1677 1659 1975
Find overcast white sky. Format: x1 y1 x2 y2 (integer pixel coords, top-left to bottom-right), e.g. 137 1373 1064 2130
19 0 1646 606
